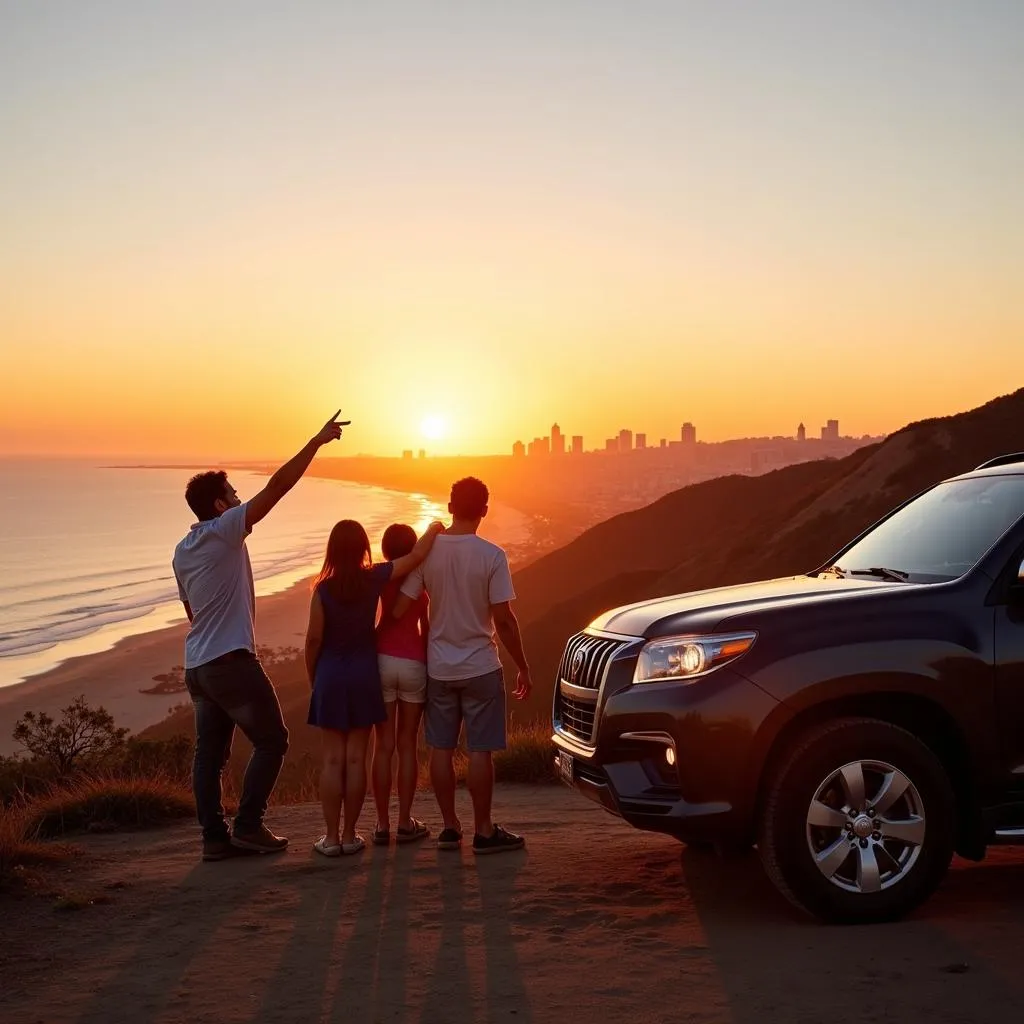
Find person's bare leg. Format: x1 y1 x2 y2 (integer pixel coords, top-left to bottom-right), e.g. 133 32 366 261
341 727 371 845
319 729 347 846
396 701 424 830
371 705 397 833
466 750 495 838
430 747 460 831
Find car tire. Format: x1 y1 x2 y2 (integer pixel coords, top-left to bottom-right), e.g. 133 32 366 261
759 717 954 924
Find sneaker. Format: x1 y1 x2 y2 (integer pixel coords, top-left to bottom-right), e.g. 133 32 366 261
202 838 242 861
472 824 525 856
436 826 463 851
231 824 289 854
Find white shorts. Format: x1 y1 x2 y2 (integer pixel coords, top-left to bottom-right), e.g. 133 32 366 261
378 654 428 704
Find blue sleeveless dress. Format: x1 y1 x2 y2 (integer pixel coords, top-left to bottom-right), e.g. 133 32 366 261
307 563 393 731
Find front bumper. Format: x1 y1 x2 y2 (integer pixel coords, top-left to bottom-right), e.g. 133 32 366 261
552 661 781 844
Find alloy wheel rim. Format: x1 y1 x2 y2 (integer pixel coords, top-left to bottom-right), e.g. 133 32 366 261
805 759 926 894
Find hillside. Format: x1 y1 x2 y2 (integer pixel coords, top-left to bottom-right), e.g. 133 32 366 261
144 388 1024 750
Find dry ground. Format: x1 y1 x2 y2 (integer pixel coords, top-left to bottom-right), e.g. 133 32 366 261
2 786 1024 1024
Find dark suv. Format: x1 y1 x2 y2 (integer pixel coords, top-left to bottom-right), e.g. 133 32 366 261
551 455 1024 922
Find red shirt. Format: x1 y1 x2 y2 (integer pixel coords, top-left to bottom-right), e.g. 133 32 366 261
376 580 428 662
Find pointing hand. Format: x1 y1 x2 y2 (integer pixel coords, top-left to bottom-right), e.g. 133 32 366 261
315 410 350 447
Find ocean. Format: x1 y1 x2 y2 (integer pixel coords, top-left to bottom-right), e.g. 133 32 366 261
0 459 466 688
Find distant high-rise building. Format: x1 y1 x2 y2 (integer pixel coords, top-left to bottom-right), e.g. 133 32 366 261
402 449 414 460
797 423 806 443
528 436 550 457
551 423 565 456
512 440 525 458
418 449 426 459
618 428 633 452
660 438 668 448
571 435 584 455
681 422 697 445
605 437 618 453
636 433 647 449
820 419 840 442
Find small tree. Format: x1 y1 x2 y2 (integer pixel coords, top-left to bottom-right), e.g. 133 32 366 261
13 696 128 776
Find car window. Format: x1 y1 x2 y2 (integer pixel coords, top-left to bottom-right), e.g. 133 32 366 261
830 476 1024 583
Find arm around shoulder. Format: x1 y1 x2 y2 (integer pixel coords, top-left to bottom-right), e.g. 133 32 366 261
390 521 446 579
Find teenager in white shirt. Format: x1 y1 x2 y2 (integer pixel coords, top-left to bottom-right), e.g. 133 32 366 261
394 477 532 854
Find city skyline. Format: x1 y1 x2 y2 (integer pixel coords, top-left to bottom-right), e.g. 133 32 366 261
506 417 857 457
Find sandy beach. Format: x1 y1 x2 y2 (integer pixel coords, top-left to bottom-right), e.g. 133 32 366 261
0 499 541 757
4 785 1024 1024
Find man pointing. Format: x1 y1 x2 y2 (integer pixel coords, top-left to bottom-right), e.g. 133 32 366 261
172 411 347 861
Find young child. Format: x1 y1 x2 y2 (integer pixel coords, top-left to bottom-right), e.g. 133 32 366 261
371 523 433 844
305 518 443 856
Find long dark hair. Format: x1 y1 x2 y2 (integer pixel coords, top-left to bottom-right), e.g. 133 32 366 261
313 520 372 602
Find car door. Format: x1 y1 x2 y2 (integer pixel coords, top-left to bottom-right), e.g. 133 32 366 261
994 549 1024 789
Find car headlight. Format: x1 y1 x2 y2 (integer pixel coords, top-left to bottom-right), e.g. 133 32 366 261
633 632 757 683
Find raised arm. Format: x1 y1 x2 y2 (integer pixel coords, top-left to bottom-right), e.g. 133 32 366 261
246 411 348 530
304 591 325 688
491 601 532 700
390 521 446 579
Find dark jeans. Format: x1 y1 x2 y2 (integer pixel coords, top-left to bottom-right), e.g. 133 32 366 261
184 650 289 841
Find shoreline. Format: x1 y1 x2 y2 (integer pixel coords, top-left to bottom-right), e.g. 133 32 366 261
0 497 549 756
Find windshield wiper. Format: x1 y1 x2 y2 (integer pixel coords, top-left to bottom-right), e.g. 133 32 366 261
849 566 910 583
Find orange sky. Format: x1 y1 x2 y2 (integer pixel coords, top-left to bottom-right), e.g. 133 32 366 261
1 3 1021 459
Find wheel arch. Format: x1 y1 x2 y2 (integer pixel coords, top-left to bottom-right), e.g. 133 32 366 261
750 692 984 859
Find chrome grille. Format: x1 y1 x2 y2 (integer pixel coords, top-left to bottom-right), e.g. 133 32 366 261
559 695 596 743
557 632 628 690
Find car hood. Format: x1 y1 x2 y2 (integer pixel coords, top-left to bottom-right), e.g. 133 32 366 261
590 575 909 638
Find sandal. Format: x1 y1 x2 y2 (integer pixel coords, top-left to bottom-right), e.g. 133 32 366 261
313 836 342 858
396 819 430 844
341 835 366 856
372 826 391 846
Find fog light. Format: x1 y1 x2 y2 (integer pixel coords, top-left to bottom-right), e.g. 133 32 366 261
665 747 676 767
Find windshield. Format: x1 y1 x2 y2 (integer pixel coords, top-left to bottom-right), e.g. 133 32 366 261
826 476 1024 584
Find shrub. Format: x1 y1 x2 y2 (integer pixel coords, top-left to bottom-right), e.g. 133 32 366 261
28 774 194 838
12 696 128 776
115 736 193 782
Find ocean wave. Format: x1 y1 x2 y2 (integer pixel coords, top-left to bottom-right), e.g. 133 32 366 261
0 474 448 666
0 563 170 599
0 602 159 657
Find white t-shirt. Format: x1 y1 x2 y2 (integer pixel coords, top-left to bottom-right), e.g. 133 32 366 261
400 533 516 681
172 503 255 669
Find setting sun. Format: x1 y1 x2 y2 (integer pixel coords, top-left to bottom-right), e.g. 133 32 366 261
420 415 448 442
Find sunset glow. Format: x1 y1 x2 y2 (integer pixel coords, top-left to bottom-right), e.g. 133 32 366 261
420 415 449 443
0 3 1021 460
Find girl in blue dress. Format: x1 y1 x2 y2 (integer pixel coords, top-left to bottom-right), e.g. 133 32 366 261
305 518 444 855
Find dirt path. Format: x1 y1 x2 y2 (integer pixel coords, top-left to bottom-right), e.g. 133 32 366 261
2 786 1024 1024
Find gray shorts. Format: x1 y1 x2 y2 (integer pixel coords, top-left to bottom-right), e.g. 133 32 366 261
425 669 507 752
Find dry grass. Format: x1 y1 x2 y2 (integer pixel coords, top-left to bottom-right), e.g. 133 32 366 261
495 721 558 784
28 773 194 839
0 800 32 885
